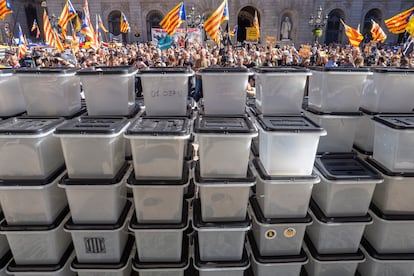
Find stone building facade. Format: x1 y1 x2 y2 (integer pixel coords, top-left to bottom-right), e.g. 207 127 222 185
3 0 414 46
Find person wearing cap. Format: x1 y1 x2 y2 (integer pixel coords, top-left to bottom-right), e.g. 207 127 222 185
341 54 355 68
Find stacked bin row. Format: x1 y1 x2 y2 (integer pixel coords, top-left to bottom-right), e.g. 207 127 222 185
360 115 414 275
303 66 386 276
127 67 194 276
248 67 323 276
0 117 74 276
193 67 257 276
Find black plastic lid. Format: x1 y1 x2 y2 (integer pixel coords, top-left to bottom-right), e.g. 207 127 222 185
0 251 12 270
249 105 261 117
370 202 414 221
77 66 137 75
372 67 414 73
133 236 189 270
60 163 129 186
54 116 129 135
0 165 65 186
315 153 383 181
309 66 370 72
199 67 250 73
304 106 362 116
194 233 249 269
21 107 87 120
310 198 372 224
0 117 64 135
299 269 360 276
195 161 256 184
126 117 190 136
361 237 414 261
352 144 373 156
193 115 256 134
0 206 69 232
365 157 414 177
0 111 26 120
372 115 414 130
251 139 259 157
129 200 188 230
256 115 324 133
65 200 131 230
8 243 74 273
253 66 310 73
72 234 134 270
193 198 250 229
252 158 318 182
248 231 308 264
250 196 312 224
15 67 78 74
138 66 192 74
304 234 365 262
128 162 189 186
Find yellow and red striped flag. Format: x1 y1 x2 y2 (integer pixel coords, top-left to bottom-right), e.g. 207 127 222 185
54 31 65 52
43 10 55 47
120 12 130 33
204 0 229 42
385 7 414 34
31 19 40 38
58 0 77 40
253 10 260 38
0 0 12 20
160 2 186 36
371 20 387 43
341 19 364 47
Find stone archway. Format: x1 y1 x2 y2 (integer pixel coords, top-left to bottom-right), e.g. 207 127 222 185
146 10 163 41
108 10 122 36
325 9 345 44
237 6 260 42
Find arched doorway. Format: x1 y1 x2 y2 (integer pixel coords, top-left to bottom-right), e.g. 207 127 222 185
146 10 163 41
325 9 344 44
237 6 259 42
108 10 128 43
362 9 382 42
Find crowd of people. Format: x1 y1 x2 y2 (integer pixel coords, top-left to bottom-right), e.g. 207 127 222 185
3 40 414 70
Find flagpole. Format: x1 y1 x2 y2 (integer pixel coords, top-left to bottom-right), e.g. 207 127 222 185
9 2 23 49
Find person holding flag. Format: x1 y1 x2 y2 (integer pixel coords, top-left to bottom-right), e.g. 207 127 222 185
31 19 40 39
203 0 229 44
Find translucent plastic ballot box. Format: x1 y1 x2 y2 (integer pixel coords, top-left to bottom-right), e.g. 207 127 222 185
138 67 194 116
308 66 372 112
361 67 414 113
0 69 26 117
77 66 138 116
0 117 65 179
253 66 311 115
54 116 130 179
15 68 81 116
197 67 253 115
